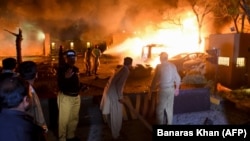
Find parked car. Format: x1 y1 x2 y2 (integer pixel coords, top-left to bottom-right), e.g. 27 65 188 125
169 52 207 77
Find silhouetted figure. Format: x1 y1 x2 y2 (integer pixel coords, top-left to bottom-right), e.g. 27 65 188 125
58 45 66 67
84 47 93 76
4 28 23 65
0 57 19 84
57 45 66 85
1 57 19 77
0 76 46 141
18 61 48 133
91 45 102 75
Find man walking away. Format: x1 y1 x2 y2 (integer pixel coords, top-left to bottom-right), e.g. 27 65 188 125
149 52 181 125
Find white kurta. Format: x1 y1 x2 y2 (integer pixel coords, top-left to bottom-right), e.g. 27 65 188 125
150 61 181 124
27 85 47 129
100 65 130 138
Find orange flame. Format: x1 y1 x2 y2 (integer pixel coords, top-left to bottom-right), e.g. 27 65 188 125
104 12 206 67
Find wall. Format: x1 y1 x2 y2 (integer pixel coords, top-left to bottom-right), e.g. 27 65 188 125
208 33 250 89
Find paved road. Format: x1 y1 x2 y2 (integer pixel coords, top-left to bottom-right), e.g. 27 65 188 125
46 96 153 141
31 55 250 141
45 95 250 141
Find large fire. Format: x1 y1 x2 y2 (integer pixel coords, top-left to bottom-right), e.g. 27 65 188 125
104 11 206 68
0 23 46 57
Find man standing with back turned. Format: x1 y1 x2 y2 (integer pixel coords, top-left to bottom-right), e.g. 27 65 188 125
0 57 19 79
18 61 48 133
0 76 46 141
149 52 181 125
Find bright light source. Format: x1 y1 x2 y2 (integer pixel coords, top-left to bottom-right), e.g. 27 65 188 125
37 31 45 40
51 42 55 49
218 57 229 66
70 42 74 49
86 42 91 48
236 57 245 67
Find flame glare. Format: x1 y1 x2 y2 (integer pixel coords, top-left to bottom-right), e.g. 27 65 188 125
104 11 205 67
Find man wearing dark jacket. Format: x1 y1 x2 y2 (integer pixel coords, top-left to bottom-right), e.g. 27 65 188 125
57 49 81 141
0 76 45 141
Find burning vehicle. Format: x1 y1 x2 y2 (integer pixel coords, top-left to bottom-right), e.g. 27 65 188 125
169 52 207 78
141 44 168 65
141 44 207 78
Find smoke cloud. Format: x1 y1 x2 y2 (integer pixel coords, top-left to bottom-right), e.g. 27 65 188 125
0 0 231 57
0 0 178 40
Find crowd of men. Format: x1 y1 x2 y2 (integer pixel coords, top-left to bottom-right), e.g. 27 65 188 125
0 58 48 141
0 47 181 141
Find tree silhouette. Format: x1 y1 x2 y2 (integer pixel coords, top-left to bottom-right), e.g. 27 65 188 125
4 28 23 65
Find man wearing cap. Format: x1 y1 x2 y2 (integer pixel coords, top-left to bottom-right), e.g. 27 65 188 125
100 57 133 139
57 49 81 141
149 52 181 125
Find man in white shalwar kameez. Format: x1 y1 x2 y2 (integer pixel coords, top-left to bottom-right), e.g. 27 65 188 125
149 52 181 125
100 57 133 139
